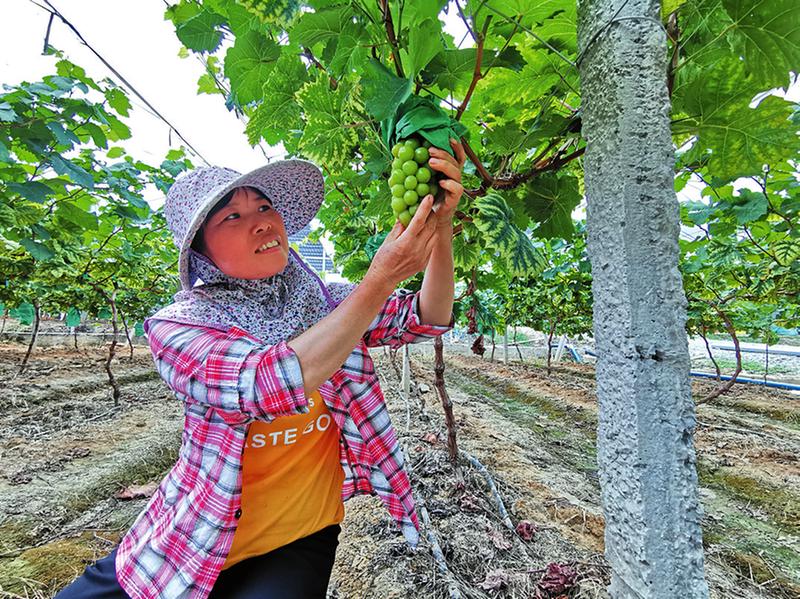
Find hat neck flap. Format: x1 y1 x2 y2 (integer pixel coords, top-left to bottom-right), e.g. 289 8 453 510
150 248 335 345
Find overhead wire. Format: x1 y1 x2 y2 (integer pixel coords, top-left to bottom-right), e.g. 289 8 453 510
29 0 211 166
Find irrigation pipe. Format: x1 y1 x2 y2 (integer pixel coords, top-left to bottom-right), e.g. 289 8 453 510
689 371 800 392
584 349 800 392
710 345 800 358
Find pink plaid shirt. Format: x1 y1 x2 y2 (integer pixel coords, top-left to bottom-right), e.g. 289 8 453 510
115 288 453 599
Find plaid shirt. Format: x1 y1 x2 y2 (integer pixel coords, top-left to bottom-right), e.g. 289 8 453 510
115 288 453 599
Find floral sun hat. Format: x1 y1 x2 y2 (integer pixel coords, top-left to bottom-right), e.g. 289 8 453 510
164 160 325 290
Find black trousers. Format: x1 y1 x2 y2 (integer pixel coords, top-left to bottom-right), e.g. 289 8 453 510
54 524 340 599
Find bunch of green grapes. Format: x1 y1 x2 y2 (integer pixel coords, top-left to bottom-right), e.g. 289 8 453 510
389 136 440 227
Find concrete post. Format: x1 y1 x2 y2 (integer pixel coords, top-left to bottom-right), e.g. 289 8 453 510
554 335 567 362
577 0 709 597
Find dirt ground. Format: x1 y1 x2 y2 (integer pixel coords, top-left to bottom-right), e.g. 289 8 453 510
0 340 798 598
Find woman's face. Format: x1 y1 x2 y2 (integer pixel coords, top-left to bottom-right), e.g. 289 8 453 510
200 187 289 279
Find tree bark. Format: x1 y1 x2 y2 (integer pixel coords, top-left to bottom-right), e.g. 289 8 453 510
577 0 709 596
18 301 41 374
1 308 7 337
433 335 459 468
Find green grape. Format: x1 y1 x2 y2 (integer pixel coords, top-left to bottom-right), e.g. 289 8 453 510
401 160 418 176
388 136 442 224
391 196 406 213
397 145 414 161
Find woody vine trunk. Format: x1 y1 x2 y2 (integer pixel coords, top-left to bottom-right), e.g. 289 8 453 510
577 0 708 596
433 336 459 467
18 300 40 375
119 309 135 360
698 306 742 404
105 288 121 405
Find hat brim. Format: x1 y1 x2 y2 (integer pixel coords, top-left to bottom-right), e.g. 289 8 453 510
178 159 324 290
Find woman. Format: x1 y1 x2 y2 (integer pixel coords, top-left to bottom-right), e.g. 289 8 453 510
55 139 466 598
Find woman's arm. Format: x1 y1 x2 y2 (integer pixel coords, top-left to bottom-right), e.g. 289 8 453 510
418 223 455 326
146 319 310 424
417 138 465 326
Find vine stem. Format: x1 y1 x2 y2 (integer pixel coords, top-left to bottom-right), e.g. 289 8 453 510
434 336 460 469
17 301 41 375
460 450 515 531
697 304 742 404
454 16 491 121
379 0 405 79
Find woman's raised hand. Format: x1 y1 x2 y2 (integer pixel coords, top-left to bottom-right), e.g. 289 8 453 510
367 194 440 290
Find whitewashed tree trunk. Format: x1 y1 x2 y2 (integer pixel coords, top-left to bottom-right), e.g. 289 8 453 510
577 0 708 597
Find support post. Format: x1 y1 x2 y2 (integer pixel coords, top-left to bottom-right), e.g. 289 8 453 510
402 343 410 404
554 334 567 363
577 0 709 596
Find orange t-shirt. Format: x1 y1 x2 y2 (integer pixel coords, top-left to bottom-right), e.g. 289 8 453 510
223 391 345 569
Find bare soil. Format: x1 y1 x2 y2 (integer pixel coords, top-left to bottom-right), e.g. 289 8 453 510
0 341 797 598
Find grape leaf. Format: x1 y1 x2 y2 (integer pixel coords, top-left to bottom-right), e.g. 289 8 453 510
730 189 768 223
400 19 444 78
105 88 131 117
48 155 95 189
424 49 476 94
246 53 308 146
290 6 351 48
175 9 225 53
453 234 481 270
6 181 54 203
224 31 281 105
673 55 797 181
362 59 412 121
722 0 800 89
524 173 581 239
328 24 370 78
296 76 359 169
20 238 54 261
0 102 19 122
10 303 35 325
474 192 545 276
